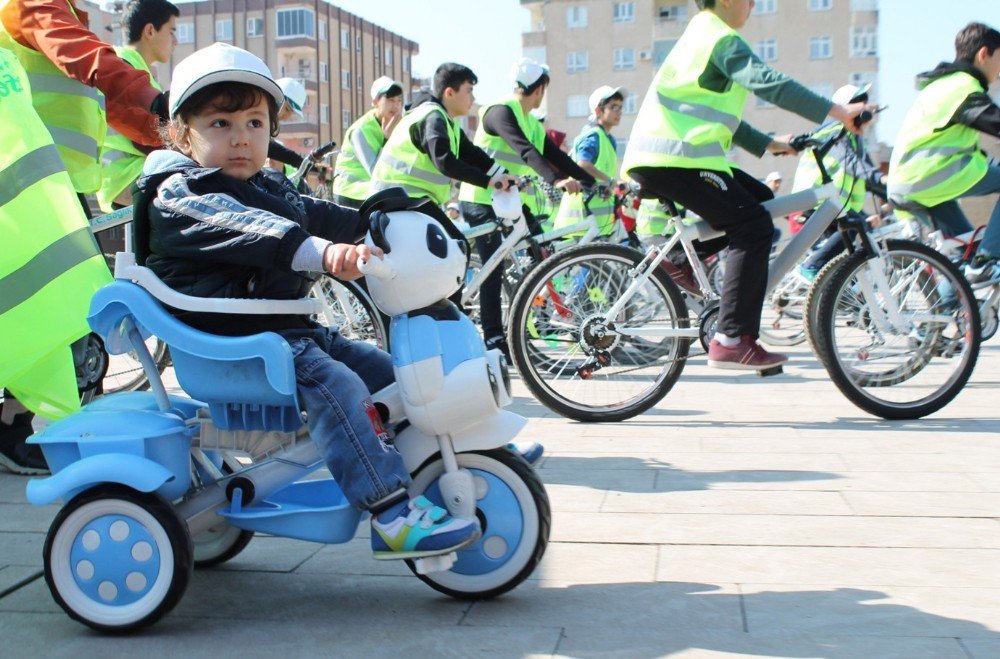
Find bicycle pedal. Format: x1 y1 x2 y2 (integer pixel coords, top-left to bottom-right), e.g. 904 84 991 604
757 366 783 377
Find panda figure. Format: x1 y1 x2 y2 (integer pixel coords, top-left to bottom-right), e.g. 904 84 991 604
359 194 513 439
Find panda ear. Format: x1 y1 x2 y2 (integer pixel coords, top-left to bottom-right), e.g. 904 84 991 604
369 211 392 254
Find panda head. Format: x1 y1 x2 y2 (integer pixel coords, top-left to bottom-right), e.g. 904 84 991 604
364 209 469 316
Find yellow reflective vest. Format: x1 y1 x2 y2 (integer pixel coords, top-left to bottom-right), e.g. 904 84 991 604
96 46 160 212
371 103 460 205
334 109 385 203
0 0 107 193
553 124 618 236
888 72 989 208
0 47 112 418
623 10 748 177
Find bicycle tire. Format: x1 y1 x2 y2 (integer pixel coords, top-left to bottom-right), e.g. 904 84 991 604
101 335 169 394
815 239 980 419
758 267 811 347
507 243 690 422
311 277 389 350
803 251 853 359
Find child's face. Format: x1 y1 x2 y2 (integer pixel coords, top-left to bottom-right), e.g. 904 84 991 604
174 94 271 180
443 82 475 117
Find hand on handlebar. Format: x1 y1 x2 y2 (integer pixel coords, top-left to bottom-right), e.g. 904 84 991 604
490 173 518 191
829 101 878 135
766 133 797 156
556 178 583 195
323 243 384 281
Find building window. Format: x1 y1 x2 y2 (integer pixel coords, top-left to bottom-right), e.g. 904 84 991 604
850 25 877 57
567 50 588 73
385 46 393 66
566 6 588 29
403 54 410 73
342 70 351 90
657 4 687 22
809 36 833 59
247 17 263 38
753 0 777 13
613 48 635 71
318 21 327 41
567 95 589 118
357 73 363 92
319 62 328 82
754 39 777 62
613 2 634 23
215 19 232 41
755 96 774 109
355 34 362 52
342 109 352 129
276 8 315 39
808 0 832 10
176 22 193 44
623 94 638 114
851 0 878 10
653 39 677 66
321 103 329 124
341 28 349 49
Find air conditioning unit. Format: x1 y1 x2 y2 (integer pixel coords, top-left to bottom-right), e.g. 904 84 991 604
639 50 653 61
303 137 315 147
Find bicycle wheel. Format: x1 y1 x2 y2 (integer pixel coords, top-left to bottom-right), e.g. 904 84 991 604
803 251 853 358
759 267 811 347
310 278 388 350
102 336 169 394
507 243 690 422
815 239 980 419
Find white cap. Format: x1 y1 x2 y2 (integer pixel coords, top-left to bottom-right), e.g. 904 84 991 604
831 82 872 106
588 85 626 120
765 171 782 183
276 77 307 117
512 57 549 89
169 43 283 117
370 76 402 101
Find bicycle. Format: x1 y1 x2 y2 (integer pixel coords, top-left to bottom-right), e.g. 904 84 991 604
506 113 980 421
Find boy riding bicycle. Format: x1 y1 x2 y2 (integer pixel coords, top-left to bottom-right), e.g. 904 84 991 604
137 43 480 561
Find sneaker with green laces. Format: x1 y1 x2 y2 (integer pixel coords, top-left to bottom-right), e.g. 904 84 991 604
371 496 481 560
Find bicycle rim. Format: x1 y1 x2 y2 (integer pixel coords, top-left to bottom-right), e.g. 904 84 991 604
103 337 167 393
818 240 980 418
759 267 810 347
509 244 689 421
311 278 387 350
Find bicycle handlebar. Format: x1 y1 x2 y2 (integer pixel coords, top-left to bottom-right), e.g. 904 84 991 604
310 140 338 160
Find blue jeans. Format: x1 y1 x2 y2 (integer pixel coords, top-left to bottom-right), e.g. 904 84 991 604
925 164 1000 253
279 327 410 511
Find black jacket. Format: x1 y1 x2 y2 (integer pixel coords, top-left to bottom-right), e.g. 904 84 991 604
134 150 365 336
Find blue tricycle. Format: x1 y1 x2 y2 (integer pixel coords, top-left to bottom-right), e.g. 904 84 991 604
26 197 550 632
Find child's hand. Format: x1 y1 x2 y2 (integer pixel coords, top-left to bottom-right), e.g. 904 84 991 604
323 244 384 280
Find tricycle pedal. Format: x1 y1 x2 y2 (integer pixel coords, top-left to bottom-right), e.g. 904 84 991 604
413 552 457 574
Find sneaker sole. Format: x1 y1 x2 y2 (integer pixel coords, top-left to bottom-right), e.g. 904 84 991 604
707 359 787 371
371 527 482 561
0 452 49 476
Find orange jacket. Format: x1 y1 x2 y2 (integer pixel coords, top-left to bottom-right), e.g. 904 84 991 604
1 0 161 146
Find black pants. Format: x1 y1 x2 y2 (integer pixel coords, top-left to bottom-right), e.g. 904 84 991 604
630 166 775 338
459 200 506 339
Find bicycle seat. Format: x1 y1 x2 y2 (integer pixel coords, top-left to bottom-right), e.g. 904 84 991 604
88 278 303 433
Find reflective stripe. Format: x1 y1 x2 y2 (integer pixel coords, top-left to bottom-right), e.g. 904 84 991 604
658 92 741 133
47 126 99 159
0 227 99 315
101 149 130 165
379 153 450 185
890 155 975 196
489 149 525 169
0 144 64 207
336 171 366 184
26 72 105 109
895 145 976 167
355 132 379 170
628 136 726 160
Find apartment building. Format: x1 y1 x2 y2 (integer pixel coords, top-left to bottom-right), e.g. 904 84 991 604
86 0 418 156
520 0 880 185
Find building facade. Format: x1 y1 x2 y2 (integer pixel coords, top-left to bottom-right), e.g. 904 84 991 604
520 0 880 186
87 0 419 157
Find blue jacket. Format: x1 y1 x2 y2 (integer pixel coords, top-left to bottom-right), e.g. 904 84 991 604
135 151 365 336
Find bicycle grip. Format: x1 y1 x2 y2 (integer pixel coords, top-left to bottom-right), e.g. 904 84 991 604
311 140 338 159
358 256 395 279
853 110 873 128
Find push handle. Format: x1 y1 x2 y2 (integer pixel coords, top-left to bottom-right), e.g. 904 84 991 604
358 255 395 280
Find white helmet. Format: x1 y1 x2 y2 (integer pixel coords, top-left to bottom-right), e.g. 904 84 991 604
275 77 307 117
364 210 468 317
